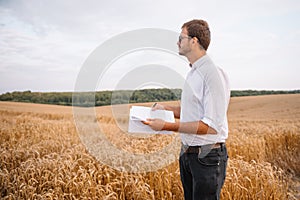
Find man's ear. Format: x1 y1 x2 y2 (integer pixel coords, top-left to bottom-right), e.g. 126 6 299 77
192 37 197 43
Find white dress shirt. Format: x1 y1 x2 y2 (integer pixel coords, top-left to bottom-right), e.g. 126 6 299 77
180 55 230 146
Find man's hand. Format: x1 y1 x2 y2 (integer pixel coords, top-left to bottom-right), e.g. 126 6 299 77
142 118 166 131
151 103 165 111
151 103 181 119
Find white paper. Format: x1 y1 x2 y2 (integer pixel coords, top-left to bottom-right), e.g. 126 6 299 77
128 106 175 134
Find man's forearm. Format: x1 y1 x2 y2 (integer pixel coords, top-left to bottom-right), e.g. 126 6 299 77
163 121 216 135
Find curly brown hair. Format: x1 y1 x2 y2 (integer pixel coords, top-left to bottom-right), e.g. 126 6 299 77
182 19 211 50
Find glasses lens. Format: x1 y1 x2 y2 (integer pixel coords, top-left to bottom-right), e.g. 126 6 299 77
178 35 190 43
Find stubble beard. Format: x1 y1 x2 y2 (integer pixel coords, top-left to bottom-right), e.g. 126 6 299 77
178 47 185 56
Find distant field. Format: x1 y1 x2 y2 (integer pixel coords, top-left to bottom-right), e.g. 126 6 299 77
0 94 299 199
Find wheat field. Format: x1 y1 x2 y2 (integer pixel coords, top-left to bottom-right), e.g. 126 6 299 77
0 94 299 199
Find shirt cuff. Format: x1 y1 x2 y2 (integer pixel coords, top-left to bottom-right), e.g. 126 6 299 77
201 117 219 133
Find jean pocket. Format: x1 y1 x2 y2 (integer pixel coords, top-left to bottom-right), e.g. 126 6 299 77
197 155 220 167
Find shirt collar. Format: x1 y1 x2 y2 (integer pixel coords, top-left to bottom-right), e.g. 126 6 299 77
190 55 209 70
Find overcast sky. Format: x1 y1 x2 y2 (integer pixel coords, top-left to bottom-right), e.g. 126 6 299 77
0 0 299 94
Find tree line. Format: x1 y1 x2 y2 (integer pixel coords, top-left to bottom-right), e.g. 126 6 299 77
0 89 299 107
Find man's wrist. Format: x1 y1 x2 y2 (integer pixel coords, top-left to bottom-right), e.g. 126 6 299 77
163 122 179 132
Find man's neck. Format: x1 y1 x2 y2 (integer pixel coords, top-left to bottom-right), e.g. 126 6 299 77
187 50 206 65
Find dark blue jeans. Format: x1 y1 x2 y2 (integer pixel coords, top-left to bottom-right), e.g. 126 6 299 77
179 144 228 200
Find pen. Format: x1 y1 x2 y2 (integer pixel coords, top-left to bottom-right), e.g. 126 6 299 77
152 103 157 108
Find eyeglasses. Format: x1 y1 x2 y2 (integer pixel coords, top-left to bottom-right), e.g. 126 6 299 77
178 35 191 43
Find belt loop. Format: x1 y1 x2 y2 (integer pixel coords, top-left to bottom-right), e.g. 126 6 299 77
221 143 224 152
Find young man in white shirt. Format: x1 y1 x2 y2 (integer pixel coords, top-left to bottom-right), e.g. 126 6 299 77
144 19 230 199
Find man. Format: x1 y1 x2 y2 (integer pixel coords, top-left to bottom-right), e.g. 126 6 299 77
143 19 230 199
